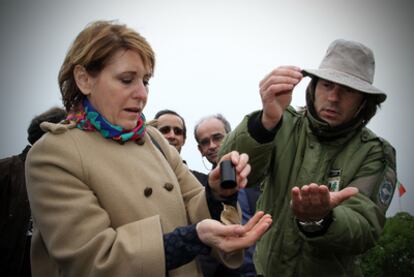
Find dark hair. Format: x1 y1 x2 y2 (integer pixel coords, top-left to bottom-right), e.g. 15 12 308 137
361 94 381 124
58 20 155 111
194 114 231 143
27 107 67 145
154 109 187 139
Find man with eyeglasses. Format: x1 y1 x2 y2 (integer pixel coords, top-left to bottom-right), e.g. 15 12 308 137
153 109 208 185
152 110 241 276
194 114 260 277
194 115 229 167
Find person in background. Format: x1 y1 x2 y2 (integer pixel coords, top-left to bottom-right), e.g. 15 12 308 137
194 114 260 277
0 106 66 276
219 39 397 276
153 110 238 276
153 109 186 153
152 109 208 185
25 20 272 277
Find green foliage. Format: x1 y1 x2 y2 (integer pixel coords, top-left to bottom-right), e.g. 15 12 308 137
359 212 414 276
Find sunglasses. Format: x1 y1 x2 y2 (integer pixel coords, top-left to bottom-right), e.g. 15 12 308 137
158 125 184 136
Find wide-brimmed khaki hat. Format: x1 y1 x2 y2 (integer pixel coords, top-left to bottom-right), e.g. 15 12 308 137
302 39 387 103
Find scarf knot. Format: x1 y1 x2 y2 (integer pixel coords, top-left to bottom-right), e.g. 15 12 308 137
66 98 146 143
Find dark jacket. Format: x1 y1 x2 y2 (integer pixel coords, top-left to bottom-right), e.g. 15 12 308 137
190 170 240 276
0 146 32 276
191 169 260 277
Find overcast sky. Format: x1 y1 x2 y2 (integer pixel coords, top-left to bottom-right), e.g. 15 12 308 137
1 0 413 217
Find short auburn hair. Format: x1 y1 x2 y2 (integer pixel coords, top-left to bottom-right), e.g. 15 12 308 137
58 20 155 111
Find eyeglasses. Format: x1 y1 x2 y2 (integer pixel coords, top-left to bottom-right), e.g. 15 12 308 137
198 133 225 148
158 125 184 136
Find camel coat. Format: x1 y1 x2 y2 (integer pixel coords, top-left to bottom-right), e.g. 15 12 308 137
25 122 242 277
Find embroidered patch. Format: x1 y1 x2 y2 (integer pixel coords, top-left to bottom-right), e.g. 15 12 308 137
328 169 341 192
379 179 393 206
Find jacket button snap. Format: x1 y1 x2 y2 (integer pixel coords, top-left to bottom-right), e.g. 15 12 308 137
144 187 153 197
164 183 174 191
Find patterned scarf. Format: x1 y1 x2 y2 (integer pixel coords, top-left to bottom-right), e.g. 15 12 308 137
66 98 146 143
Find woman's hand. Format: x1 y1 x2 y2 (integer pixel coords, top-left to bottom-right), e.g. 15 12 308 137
208 151 250 198
196 211 272 253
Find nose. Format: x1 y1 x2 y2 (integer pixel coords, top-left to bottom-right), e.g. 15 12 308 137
164 130 178 141
132 81 148 99
208 139 219 149
164 130 175 139
327 86 340 102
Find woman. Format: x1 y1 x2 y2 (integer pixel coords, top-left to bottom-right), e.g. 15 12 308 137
25 20 272 277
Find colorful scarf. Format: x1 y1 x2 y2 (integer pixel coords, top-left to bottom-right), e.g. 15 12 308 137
66 98 146 143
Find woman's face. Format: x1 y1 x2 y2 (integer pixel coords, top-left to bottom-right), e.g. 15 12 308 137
85 49 150 130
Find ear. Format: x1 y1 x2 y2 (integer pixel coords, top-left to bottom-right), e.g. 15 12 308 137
197 144 204 156
73 65 94 96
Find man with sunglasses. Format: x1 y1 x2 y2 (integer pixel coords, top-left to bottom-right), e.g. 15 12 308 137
154 109 187 153
153 109 208 184
153 110 241 276
194 114 260 277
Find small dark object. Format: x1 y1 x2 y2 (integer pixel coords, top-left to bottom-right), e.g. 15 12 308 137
220 160 237 189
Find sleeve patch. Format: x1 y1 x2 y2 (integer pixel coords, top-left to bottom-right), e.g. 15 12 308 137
379 179 393 206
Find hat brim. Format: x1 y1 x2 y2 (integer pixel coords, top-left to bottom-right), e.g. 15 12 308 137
302 68 387 103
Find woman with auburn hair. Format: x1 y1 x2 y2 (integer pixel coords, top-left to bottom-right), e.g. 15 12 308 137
25 20 272 277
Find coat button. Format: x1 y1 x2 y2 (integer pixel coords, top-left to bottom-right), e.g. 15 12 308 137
164 183 174 191
144 187 153 197
136 138 145 145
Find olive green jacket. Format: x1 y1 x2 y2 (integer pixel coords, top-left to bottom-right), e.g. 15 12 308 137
219 107 396 277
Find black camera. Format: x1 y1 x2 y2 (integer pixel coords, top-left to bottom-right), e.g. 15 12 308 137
220 160 237 189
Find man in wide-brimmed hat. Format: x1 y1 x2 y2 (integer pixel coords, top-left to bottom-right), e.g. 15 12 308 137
219 39 397 276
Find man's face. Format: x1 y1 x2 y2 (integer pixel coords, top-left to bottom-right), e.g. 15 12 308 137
314 79 365 127
196 118 226 165
157 114 185 153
